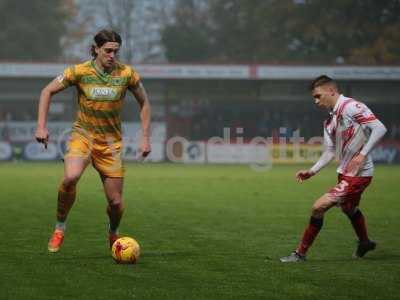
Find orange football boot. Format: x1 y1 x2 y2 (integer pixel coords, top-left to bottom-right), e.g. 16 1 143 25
48 229 64 253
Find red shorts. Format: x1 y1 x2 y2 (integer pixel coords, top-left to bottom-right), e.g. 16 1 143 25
328 174 372 211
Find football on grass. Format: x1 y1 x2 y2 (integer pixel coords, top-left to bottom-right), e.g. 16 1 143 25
111 237 140 264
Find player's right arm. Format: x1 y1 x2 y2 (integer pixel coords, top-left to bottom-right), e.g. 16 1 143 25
36 67 76 148
296 127 335 183
35 78 67 148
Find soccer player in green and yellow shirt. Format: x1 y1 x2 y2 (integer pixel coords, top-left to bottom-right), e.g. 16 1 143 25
35 29 151 252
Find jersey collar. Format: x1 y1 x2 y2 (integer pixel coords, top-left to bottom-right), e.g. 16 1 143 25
332 94 347 113
91 60 115 83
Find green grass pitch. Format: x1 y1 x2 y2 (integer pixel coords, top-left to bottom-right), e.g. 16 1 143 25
0 162 399 299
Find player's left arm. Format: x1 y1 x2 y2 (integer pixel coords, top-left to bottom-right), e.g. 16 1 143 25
129 81 151 157
346 102 387 174
359 120 387 156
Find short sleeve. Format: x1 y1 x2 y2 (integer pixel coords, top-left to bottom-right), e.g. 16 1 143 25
128 67 141 89
345 101 377 124
57 66 77 88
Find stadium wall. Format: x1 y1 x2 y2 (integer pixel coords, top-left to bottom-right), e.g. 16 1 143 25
0 63 399 164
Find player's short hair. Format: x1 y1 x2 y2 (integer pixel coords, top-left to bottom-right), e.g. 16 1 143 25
91 29 122 58
309 75 338 91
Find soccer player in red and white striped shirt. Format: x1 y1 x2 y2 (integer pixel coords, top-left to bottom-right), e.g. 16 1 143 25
281 75 387 262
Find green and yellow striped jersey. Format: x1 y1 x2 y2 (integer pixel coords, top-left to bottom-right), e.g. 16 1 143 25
58 60 140 142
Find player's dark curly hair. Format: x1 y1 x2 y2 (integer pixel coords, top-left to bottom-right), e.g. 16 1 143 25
91 29 122 58
309 75 338 91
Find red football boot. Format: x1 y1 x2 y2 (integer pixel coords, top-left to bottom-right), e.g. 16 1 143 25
48 229 64 253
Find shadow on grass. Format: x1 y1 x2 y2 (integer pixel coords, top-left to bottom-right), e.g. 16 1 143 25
42 250 198 263
304 253 400 263
141 251 197 258
45 253 109 261
263 250 400 264
360 253 400 261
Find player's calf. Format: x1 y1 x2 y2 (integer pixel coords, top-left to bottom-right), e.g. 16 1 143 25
107 202 123 248
344 208 370 243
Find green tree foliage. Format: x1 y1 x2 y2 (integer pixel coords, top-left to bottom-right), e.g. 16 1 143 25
162 0 400 64
208 0 294 63
162 0 212 62
288 0 400 64
0 1 68 61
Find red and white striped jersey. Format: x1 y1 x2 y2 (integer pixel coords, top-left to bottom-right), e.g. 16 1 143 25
324 95 377 176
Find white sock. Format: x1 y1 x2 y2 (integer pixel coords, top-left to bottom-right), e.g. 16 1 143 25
55 221 66 231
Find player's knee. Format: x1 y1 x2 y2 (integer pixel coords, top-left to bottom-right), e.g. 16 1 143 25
311 205 325 218
62 174 80 189
107 193 123 207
